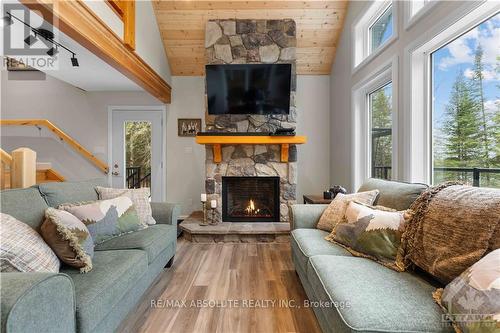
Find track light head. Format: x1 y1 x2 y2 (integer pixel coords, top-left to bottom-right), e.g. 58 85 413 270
2 14 13 26
47 46 58 57
24 34 37 46
71 55 79 67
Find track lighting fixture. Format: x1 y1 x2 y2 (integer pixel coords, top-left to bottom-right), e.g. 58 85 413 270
71 54 79 67
2 13 13 26
7 12 79 68
24 34 37 46
47 46 58 56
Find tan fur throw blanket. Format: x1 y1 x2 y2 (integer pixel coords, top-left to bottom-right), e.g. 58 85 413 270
398 183 500 284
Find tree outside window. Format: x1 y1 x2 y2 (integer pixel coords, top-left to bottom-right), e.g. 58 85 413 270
370 82 393 180
432 13 499 188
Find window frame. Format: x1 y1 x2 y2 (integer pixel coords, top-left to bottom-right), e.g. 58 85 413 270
403 1 499 184
352 0 398 73
368 4 394 54
368 81 394 181
404 0 439 30
351 56 399 190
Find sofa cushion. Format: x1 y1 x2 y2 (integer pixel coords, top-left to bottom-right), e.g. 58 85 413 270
291 229 350 275
358 178 428 211
95 224 176 264
60 249 147 333
307 255 451 333
38 179 107 207
0 187 48 230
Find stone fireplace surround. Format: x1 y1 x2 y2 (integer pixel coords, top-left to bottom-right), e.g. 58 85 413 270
203 18 298 224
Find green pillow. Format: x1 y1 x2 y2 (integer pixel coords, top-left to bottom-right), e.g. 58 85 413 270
326 201 406 271
59 196 143 244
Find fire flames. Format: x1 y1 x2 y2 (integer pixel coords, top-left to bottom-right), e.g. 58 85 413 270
245 199 260 216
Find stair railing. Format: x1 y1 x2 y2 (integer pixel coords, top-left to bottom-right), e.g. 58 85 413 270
0 119 109 174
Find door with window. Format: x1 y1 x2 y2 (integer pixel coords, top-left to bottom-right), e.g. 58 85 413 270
110 108 165 201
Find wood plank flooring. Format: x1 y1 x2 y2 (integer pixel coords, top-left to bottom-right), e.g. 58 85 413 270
118 237 321 333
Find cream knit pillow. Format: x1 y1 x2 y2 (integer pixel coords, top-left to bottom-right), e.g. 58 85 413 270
95 186 156 228
316 190 379 232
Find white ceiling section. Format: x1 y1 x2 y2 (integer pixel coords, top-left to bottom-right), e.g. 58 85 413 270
4 0 142 91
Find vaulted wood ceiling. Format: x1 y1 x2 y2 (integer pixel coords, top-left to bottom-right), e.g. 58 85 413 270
152 1 348 76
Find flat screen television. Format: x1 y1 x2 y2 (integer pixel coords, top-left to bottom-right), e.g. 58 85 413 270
206 63 291 115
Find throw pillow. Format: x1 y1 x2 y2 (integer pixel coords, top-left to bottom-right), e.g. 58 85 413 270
433 249 500 333
400 183 500 284
95 186 156 227
0 213 60 273
316 190 379 232
59 196 143 244
325 201 406 271
41 208 94 273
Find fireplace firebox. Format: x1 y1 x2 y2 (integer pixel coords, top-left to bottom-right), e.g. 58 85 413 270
222 176 280 222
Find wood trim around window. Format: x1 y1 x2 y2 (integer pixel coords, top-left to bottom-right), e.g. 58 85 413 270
105 0 124 19
20 0 171 104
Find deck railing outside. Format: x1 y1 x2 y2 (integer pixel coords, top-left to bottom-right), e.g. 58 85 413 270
126 166 151 189
372 166 500 187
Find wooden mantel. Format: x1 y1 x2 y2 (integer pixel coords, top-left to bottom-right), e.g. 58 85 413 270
196 135 307 163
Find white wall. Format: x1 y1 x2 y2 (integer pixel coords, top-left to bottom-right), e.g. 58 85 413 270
0 71 162 180
329 1 470 191
81 0 171 83
165 77 205 215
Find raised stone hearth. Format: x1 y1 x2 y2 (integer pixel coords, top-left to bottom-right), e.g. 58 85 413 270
180 212 290 243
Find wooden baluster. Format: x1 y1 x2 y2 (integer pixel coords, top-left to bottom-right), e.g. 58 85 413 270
10 148 36 189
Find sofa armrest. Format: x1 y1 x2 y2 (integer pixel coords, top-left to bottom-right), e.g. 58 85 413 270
151 202 180 226
1 273 75 333
290 204 328 230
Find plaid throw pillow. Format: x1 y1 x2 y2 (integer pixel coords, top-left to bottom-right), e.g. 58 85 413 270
1 213 60 273
95 186 156 228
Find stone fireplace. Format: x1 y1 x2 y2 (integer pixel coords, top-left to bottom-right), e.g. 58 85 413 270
203 18 298 223
222 176 280 222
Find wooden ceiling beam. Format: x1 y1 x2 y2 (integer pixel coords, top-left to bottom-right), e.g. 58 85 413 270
20 0 172 103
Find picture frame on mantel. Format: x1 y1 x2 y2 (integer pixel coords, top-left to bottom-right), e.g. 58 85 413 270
178 118 202 137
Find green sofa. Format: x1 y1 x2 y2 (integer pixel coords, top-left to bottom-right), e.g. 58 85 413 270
0 180 180 333
291 178 453 333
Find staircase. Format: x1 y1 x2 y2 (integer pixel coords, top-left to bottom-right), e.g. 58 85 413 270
1 119 108 190
1 148 65 190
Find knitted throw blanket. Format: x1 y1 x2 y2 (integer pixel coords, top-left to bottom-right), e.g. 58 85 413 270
397 182 500 284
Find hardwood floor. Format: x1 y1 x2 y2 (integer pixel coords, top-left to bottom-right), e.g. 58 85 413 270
119 237 321 333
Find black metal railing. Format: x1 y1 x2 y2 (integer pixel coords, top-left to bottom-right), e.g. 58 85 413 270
372 166 500 187
126 166 151 189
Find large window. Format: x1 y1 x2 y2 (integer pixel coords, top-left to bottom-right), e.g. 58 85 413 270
370 82 393 180
431 12 500 188
370 5 393 52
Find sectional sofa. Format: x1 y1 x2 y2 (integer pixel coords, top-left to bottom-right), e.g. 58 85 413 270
291 178 454 333
0 179 180 333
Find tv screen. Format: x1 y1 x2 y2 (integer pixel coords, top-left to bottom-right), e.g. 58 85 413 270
206 64 291 115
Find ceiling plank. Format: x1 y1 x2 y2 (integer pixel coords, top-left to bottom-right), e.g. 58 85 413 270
153 0 348 76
